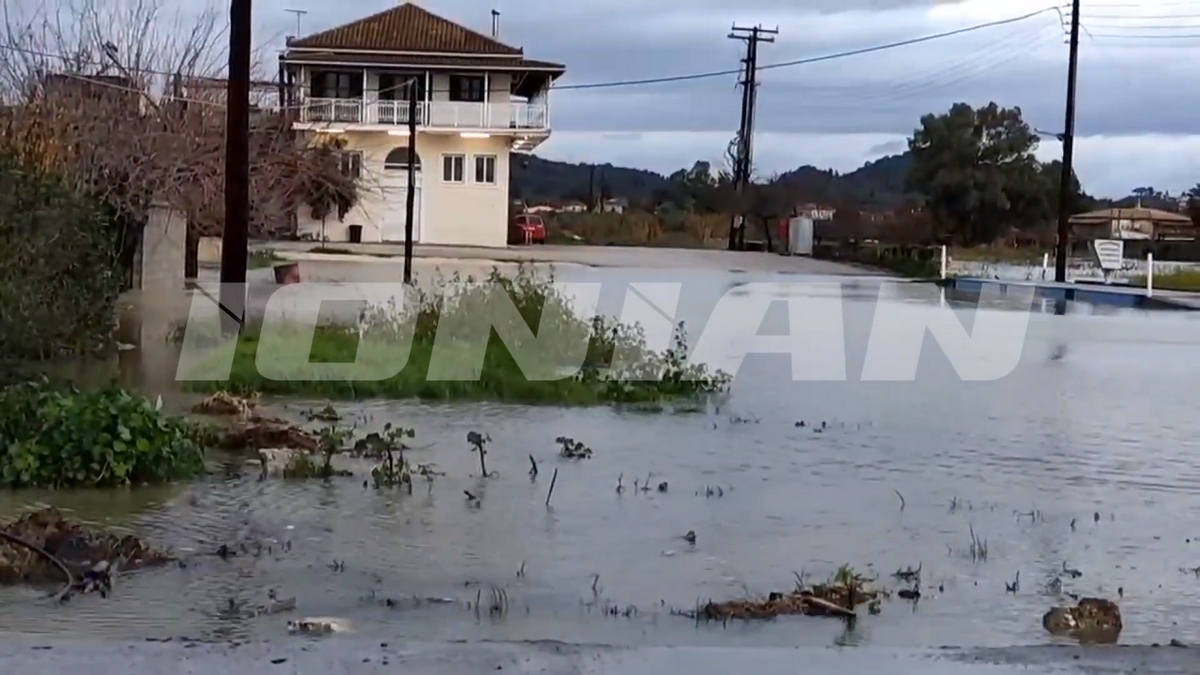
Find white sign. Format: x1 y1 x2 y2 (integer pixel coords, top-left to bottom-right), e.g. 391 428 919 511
1091 239 1124 271
176 281 1035 383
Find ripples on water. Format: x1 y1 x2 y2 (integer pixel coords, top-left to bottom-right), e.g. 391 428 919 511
2 271 1200 649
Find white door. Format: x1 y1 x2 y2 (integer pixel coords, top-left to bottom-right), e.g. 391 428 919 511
379 171 422 242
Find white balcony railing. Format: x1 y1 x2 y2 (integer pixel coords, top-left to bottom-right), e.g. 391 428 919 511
298 98 548 130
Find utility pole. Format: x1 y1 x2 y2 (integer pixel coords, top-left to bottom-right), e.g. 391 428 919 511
727 23 776 250
588 164 597 211
403 79 418 283
1054 0 1081 283
220 0 252 332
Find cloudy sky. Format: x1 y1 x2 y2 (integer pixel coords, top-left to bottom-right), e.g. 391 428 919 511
246 0 1200 197
30 0 1188 198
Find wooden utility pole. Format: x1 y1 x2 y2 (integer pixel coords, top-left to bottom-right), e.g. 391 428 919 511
1054 0 1081 283
403 80 418 283
219 0 252 331
727 24 776 250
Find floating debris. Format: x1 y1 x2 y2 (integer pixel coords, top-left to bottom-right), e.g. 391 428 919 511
1043 597 1122 643
287 617 352 634
892 563 921 582
555 436 592 459
0 508 170 598
192 392 258 418
220 418 318 453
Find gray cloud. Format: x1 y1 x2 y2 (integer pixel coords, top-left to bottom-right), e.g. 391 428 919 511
259 0 1200 193
866 140 906 155
264 1 1194 139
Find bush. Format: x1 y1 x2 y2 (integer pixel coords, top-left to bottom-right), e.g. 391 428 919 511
0 146 120 360
0 380 206 488
546 211 727 248
186 267 731 406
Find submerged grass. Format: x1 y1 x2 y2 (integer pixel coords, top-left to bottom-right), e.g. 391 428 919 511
184 267 731 406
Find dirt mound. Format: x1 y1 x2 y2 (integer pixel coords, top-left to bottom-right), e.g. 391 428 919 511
0 508 170 585
217 417 319 453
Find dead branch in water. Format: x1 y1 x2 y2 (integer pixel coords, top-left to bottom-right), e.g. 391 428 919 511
545 468 558 507
0 530 74 601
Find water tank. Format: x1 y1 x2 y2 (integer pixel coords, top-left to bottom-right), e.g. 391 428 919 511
787 217 813 256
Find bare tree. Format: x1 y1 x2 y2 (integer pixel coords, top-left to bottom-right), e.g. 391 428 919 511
0 0 357 257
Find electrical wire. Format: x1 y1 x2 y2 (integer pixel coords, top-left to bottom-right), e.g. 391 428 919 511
0 8 1065 110
550 7 1062 90
775 24 1059 104
1087 33 1200 38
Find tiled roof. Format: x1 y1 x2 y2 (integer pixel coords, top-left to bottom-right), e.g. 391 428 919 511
281 51 563 71
288 3 522 55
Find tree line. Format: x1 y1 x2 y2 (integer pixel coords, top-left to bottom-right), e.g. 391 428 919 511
519 101 1200 248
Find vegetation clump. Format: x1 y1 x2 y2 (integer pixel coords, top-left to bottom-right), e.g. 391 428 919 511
186 267 731 407
278 422 355 479
690 565 884 622
0 380 205 488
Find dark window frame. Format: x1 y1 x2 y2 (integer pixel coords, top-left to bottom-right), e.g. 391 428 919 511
310 70 363 99
377 73 426 101
442 154 465 182
448 74 485 102
473 154 496 184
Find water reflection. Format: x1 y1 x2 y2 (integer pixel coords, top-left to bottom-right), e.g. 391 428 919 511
2 271 1200 649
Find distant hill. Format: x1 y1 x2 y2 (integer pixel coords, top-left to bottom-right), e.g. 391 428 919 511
510 152 915 208
509 154 667 204
773 153 913 207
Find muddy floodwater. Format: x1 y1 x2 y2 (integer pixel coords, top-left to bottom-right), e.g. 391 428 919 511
3 264 1200 654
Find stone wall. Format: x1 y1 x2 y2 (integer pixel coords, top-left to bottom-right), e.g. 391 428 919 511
135 205 186 291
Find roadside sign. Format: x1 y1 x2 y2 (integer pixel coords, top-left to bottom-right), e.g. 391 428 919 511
1091 239 1124 272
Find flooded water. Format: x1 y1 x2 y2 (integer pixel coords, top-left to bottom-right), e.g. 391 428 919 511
3 265 1200 652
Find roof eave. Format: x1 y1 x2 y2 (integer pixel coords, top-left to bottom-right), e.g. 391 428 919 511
284 45 522 57
280 55 565 73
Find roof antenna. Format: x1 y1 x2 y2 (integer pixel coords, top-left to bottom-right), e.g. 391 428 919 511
285 9 307 38
491 9 499 38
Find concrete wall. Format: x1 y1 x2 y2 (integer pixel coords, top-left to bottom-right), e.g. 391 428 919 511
296 131 511 247
136 204 186 291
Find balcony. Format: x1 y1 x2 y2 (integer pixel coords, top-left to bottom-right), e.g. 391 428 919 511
297 98 548 131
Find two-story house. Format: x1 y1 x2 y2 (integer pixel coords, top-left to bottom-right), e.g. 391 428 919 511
281 2 564 247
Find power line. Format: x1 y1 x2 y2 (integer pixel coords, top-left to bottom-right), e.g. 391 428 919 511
783 27 1057 103
1086 23 1200 29
1087 13 1200 19
1087 32 1200 38
552 7 1061 90
2 9 1061 101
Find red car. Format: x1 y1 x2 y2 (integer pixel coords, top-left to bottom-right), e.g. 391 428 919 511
509 214 546 245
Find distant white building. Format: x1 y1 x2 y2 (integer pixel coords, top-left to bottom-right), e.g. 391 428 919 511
283 3 565 246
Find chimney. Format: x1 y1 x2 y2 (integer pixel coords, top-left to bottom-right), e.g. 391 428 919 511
491 9 499 38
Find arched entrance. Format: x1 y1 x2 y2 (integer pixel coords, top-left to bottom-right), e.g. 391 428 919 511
380 147 423 242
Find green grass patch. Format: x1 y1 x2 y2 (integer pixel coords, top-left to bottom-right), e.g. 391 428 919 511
183 267 731 406
1130 269 1200 292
